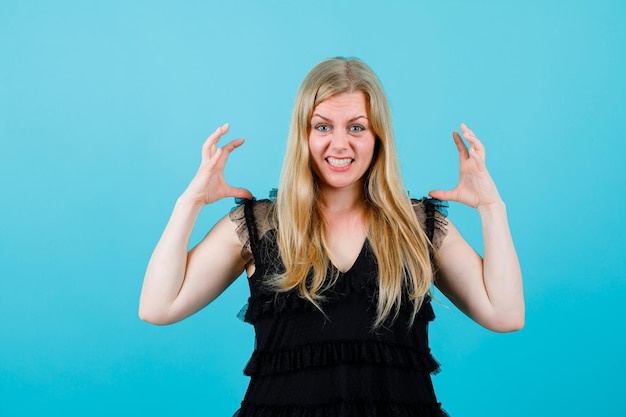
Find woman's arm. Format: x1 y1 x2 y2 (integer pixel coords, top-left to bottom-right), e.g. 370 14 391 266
429 124 524 333
138 124 252 325
434 204 523 332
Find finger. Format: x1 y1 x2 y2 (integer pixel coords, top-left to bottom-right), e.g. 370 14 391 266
428 189 456 201
201 123 230 160
460 123 473 136
228 186 253 200
221 137 245 154
469 147 487 170
209 137 246 172
452 131 469 160
460 123 485 157
201 128 221 160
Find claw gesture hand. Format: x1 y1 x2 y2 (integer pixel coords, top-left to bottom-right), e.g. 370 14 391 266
182 123 252 206
429 124 502 209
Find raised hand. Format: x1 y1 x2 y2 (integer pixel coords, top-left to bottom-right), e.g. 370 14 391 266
182 123 252 206
429 124 502 209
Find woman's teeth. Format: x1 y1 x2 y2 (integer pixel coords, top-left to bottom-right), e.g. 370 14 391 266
327 157 353 167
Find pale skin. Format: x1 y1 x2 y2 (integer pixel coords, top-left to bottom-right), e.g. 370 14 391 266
139 93 524 333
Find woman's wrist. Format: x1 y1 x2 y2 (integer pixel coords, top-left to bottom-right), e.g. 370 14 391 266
176 192 206 212
476 197 506 217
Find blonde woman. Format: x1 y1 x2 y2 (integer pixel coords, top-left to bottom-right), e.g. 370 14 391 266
139 57 524 416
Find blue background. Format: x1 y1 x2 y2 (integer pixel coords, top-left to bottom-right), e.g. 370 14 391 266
1 1 625 416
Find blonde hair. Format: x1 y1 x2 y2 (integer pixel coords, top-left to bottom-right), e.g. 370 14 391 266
273 57 433 327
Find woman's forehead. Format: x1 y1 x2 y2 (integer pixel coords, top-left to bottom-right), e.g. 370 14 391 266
312 92 369 119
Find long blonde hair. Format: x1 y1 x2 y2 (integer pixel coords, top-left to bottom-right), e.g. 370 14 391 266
273 57 433 327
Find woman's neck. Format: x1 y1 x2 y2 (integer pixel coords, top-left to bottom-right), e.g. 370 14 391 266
317 184 366 215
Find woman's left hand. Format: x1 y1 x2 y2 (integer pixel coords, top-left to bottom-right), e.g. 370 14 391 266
429 124 502 209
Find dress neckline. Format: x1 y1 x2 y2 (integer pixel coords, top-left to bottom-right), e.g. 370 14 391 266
330 238 369 275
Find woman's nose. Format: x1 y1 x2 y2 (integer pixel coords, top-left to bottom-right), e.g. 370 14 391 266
330 130 349 149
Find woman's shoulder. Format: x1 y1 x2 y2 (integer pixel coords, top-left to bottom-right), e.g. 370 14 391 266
410 197 448 216
230 197 276 231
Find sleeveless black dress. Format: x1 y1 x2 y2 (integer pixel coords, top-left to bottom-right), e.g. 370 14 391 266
230 198 449 417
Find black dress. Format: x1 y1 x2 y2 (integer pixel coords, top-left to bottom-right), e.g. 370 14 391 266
230 198 449 417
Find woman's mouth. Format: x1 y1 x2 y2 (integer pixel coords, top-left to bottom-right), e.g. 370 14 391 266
326 157 353 168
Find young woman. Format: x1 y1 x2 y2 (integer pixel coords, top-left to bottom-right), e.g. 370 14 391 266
139 57 524 416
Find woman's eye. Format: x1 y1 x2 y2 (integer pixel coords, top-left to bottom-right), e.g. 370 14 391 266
315 124 330 132
350 125 365 132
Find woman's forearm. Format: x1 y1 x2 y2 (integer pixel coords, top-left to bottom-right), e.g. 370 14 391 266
478 199 525 330
139 195 204 323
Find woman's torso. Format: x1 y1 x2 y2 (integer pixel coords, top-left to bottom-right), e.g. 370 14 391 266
231 198 449 417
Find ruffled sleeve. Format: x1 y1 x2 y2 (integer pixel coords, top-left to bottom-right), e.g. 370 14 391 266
229 203 253 266
228 198 276 266
411 198 448 252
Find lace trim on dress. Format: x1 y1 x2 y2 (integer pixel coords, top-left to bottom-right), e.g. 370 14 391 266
244 339 441 377
411 198 449 252
234 399 449 417
229 198 276 266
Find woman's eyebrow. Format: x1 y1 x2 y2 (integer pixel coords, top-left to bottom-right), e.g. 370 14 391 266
311 114 369 122
311 113 330 121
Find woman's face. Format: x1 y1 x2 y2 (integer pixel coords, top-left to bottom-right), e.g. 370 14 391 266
308 92 377 195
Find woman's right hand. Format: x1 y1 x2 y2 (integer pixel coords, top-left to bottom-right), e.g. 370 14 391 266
182 123 253 205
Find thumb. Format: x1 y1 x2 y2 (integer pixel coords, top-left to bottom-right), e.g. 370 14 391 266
230 187 253 200
428 189 454 201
